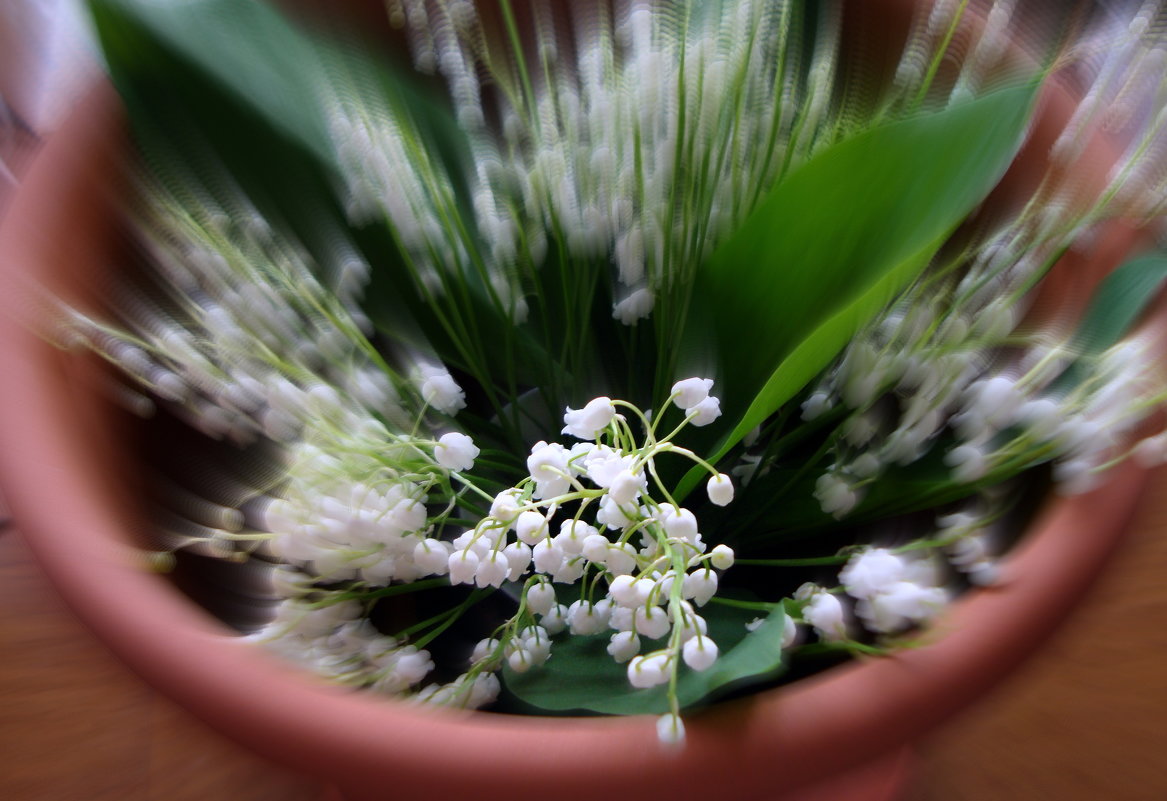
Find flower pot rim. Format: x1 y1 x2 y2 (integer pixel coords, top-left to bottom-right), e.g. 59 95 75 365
0 79 1153 800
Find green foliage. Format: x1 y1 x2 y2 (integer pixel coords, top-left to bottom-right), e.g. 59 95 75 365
677 82 1039 497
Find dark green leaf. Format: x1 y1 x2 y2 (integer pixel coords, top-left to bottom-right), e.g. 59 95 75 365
1053 253 1167 393
1072 254 1167 353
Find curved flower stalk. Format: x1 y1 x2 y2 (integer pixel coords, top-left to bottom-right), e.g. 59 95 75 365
68 0 1167 744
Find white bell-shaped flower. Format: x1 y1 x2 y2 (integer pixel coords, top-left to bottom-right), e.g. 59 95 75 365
447 548 480 585
526 581 557 616
417 365 466 414
659 505 698 542
803 591 847 641
540 603 569 635
627 651 671 688
609 468 648 504
527 440 572 499
839 548 908 600
633 605 672 639
609 575 653 607
503 542 532 581
532 539 565 575
515 510 550 545
474 551 509 588
706 473 734 506
606 630 641 663
670 377 714 410
490 489 523 526
682 568 718 606
568 600 611 635
412 538 450 575
562 396 617 440
656 713 685 746
596 495 638 530
681 634 718 671
433 432 479 471
687 396 722 426
709 544 734 570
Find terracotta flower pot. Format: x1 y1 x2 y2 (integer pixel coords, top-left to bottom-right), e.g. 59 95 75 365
0 27 1157 801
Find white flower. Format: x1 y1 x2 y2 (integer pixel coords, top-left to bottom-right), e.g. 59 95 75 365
686 396 722 426
490 489 523 526
596 495 639 530
515 510 550 545
507 648 534 673
526 582 557 616
945 442 988 483
814 472 859 518
503 542 532 580
568 600 611 635
562 396 617 439
606 631 641 663
782 615 798 648
801 390 831 421
633 605 672 639
706 473 734 506
412 539 450 575
447 548 480 585
656 713 685 746
658 505 698 542
709 544 734 570
555 519 596 554
671 377 714 410
966 375 1021 429
803 591 847 641
470 637 500 665
609 575 654 607
604 541 639 577
681 634 718 671
682 568 718 606
839 548 908 600
417 365 466 414
540 604 569 635
860 582 948 633
433 432 479 471
532 539 565 574
474 551 509 588
581 532 612 562
609 468 647 504
526 440 571 499
583 445 632 488
627 652 671 688
613 287 655 324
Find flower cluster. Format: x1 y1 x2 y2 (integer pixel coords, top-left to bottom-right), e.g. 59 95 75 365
448 381 735 722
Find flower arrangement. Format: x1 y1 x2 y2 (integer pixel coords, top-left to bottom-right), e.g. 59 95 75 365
58 0 1167 744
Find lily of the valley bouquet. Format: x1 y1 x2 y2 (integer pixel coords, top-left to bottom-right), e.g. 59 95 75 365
65 0 1167 742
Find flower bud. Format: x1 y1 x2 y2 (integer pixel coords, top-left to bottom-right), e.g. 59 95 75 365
706 473 734 506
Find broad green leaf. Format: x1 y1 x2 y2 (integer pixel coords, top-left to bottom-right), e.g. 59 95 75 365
678 82 1039 497
90 0 334 163
1070 253 1167 354
1050 253 1167 394
502 602 786 715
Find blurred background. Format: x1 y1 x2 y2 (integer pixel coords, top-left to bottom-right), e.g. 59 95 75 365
1 2 1165 799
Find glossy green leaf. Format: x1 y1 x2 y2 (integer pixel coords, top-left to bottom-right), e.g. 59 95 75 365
502 602 786 715
679 82 1039 497
1071 253 1167 354
91 0 336 162
1050 253 1167 394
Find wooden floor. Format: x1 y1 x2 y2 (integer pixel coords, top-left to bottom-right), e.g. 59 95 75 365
1 468 1165 801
